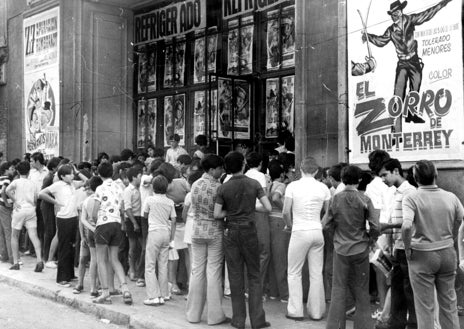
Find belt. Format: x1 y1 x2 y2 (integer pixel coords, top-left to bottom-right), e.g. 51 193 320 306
225 221 255 229
398 52 416 61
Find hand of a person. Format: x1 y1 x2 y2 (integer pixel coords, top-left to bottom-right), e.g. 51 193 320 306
405 248 412 261
134 222 140 232
169 241 175 249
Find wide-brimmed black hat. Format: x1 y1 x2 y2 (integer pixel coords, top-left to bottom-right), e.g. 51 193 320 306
387 0 407 15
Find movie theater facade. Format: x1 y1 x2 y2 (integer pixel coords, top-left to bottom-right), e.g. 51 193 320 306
1 0 464 198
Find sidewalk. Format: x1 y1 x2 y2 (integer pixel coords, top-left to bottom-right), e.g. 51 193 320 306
0 255 335 329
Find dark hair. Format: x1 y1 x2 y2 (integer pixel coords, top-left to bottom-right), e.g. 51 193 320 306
97 162 113 178
224 151 244 174
88 176 103 192
406 166 418 187
152 175 169 194
109 155 121 164
269 149 279 157
188 170 203 186
189 158 202 172
11 158 21 166
195 134 207 146
16 161 31 176
77 161 92 171
381 158 403 177
149 158 164 174
358 171 373 191
368 150 390 175
127 167 142 182
268 160 284 181
413 160 437 185
120 149 134 161
278 153 295 172
57 164 73 180
169 134 181 142
58 158 70 167
328 163 348 182
154 162 177 183
152 147 165 158
0 162 11 176
201 154 224 172
300 157 319 174
31 152 45 165
246 152 262 168
285 136 295 152
177 154 192 165
23 153 31 162
341 165 362 185
46 157 61 171
97 152 109 163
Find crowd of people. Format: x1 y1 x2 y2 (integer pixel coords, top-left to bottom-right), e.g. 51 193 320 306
0 134 464 329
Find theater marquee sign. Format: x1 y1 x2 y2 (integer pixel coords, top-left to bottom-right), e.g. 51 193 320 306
347 0 464 163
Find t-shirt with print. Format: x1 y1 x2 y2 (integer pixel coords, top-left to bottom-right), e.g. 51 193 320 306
269 180 286 218
143 194 176 231
9 178 37 210
94 179 123 227
0 175 12 207
47 180 78 218
216 175 265 223
123 184 142 217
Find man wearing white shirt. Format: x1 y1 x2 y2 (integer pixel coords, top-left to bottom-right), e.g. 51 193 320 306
245 152 270 296
165 134 188 167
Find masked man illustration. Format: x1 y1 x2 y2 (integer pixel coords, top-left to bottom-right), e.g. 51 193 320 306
362 0 452 128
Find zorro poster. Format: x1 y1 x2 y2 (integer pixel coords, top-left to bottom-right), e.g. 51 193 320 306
265 79 279 137
348 0 463 163
164 94 185 147
193 91 205 137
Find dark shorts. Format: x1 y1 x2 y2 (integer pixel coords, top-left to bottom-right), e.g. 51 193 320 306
95 222 123 247
125 216 143 239
84 227 96 248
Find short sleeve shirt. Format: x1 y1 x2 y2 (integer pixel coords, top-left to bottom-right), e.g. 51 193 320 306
285 176 331 231
81 195 97 227
94 179 123 226
47 180 78 218
9 178 37 210
216 175 265 223
269 181 286 218
143 194 176 231
123 184 142 216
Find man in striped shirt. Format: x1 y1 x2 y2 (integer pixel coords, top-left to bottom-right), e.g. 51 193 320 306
378 158 416 329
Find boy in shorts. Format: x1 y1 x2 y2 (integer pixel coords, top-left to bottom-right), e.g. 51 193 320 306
92 162 133 304
5 161 43 272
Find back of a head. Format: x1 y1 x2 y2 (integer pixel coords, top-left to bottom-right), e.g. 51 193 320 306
0 161 11 176
201 154 224 172
382 158 403 177
154 162 177 183
188 170 203 186
153 174 169 194
328 163 348 182
152 147 165 158
127 167 142 182
177 154 192 166
300 156 319 175
98 162 113 179
368 150 390 175
268 160 284 181
413 160 437 185
149 158 165 174
224 151 244 174
16 161 31 176
31 152 45 165
341 165 362 185
88 175 103 192
246 152 262 168
120 148 134 162
195 134 207 146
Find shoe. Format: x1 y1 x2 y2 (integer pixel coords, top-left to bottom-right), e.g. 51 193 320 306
143 297 160 306
164 295 171 301
231 322 245 329
73 285 84 294
171 286 182 295
90 291 100 298
9 263 20 270
109 289 122 296
45 261 57 269
128 272 136 281
213 317 231 325
285 314 304 321
57 281 71 288
136 279 145 287
18 259 23 265
224 293 231 299
34 261 44 273
280 298 288 303
93 295 112 304
254 321 271 329
372 309 382 320
346 306 356 316
123 291 133 305
158 297 165 305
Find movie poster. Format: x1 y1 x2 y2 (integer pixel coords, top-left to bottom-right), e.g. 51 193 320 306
207 33 218 75
227 20 239 75
240 16 253 74
138 46 148 93
281 6 295 68
164 96 173 146
147 47 156 92
23 6 60 159
174 40 186 86
164 94 185 146
137 100 146 148
208 89 218 138
265 78 279 137
147 98 157 145
348 0 464 163
281 75 294 134
164 43 173 88
267 11 280 70
193 91 205 137
193 37 205 84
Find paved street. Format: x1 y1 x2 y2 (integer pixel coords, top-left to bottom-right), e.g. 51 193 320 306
0 282 123 329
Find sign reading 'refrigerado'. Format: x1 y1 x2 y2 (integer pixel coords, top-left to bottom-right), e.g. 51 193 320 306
134 0 206 45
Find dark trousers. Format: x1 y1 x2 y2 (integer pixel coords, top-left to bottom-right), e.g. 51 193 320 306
136 217 149 279
326 249 373 329
56 217 78 283
268 216 289 299
40 201 56 261
224 224 267 329
389 249 416 329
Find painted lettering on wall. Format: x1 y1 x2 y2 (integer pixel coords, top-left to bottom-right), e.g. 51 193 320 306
134 0 206 45
223 0 289 19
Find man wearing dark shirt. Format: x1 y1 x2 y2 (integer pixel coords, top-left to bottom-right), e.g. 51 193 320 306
214 151 272 329
323 165 380 329
363 0 452 125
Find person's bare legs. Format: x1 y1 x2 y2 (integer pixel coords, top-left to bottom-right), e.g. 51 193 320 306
89 247 98 293
48 233 58 261
27 227 42 263
96 244 110 298
168 259 180 293
10 229 21 265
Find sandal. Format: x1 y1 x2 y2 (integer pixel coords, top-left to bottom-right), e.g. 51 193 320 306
92 295 112 304
171 286 182 295
136 279 145 287
123 291 133 305
90 291 100 298
73 285 84 294
109 289 122 296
